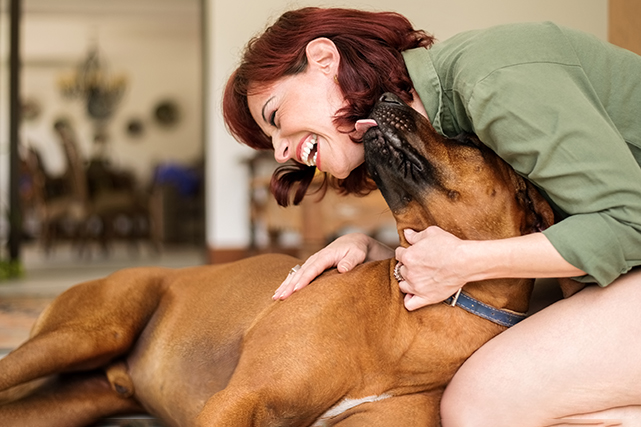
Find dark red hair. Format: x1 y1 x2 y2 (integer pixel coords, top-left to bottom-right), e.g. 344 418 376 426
223 7 434 206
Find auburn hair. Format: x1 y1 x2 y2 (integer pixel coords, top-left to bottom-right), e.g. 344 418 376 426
223 7 434 206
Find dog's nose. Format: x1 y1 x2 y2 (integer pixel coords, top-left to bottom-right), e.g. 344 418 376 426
379 92 404 105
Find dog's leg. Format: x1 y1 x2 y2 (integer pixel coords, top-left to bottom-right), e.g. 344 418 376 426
0 371 144 427
194 293 379 424
330 391 442 427
195 377 331 426
0 267 166 395
196 383 441 427
194 333 353 426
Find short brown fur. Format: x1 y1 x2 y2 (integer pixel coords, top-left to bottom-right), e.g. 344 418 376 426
0 94 561 426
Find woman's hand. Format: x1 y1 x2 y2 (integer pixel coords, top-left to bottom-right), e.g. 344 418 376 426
394 226 587 311
273 233 394 300
395 227 471 311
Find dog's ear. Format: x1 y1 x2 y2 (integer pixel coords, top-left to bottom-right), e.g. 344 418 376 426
512 174 555 235
522 181 586 299
524 180 555 231
558 277 586 298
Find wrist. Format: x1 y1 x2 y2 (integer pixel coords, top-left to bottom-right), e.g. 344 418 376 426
363 235 394 262
457 239 495 282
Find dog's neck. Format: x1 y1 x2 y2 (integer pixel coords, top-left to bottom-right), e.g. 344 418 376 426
462 278 534 315
385 259 533 316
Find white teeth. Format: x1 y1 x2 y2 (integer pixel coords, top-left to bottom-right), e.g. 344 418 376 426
301 134 318 167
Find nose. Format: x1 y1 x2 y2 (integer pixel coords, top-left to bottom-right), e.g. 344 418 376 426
379 92 404 105
272 135 291 163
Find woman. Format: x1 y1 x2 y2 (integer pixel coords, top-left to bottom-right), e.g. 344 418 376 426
223 7 641 426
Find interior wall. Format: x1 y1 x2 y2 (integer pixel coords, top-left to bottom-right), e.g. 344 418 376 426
8 1 202 185
206 0 608 253
0 0 204 254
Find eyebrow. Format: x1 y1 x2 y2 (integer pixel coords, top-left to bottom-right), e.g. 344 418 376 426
261 96 275 123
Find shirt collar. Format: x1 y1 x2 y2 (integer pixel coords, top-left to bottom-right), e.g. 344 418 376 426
402 47 445 135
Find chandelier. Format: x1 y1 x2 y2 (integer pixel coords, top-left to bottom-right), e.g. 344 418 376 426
58 46 127 122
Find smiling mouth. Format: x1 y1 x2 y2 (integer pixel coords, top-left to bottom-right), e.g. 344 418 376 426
301 134 318 167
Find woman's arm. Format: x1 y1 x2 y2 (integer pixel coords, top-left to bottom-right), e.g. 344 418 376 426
467 63 641 286
411 23 641 287
395 227 585 311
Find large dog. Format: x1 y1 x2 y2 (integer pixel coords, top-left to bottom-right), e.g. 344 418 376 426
0 93 557 426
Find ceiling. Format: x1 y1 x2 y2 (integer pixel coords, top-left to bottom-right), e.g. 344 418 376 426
15 0 202 64
22 0 199 17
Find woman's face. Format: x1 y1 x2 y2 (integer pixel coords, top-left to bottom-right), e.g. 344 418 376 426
247 66 365 179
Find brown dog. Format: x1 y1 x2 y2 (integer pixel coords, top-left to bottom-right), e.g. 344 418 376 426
0 93 555 426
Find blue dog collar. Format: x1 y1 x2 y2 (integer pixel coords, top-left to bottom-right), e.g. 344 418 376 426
443 290 527 328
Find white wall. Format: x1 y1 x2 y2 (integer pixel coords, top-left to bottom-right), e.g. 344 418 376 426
0 1 203 251
206 0 608 250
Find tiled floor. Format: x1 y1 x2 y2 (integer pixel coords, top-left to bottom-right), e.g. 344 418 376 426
0 241 205 425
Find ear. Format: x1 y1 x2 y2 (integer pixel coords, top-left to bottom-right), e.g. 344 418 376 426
512 172 555 234
515 181 554 232
305 38 340 76
524 180 555 231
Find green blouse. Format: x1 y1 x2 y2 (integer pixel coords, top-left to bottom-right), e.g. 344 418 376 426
403 22 641 286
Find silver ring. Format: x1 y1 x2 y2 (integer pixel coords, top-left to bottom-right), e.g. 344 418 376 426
289 264 301 276
393 262 405 282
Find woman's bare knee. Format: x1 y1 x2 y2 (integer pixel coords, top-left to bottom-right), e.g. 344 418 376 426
440 349 510 427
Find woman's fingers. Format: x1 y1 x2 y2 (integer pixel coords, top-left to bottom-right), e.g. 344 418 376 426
273 264 300 299
273 250 333 300
403 293 430 312
272 233 373 300
273 257 327 300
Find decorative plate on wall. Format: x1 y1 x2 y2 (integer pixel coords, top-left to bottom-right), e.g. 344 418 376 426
125 118 145 138
153 100 180 127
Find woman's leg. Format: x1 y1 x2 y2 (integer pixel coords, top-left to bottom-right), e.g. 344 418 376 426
441 269 641 427
553 405 641 426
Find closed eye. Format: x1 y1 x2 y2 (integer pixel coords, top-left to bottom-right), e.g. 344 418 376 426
269 110 278 127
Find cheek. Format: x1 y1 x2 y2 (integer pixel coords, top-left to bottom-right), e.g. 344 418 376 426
345 141 365 167
319 137 361 176
336 144 365 178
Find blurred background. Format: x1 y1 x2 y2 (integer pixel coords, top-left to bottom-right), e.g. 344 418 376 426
1 0 205 274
